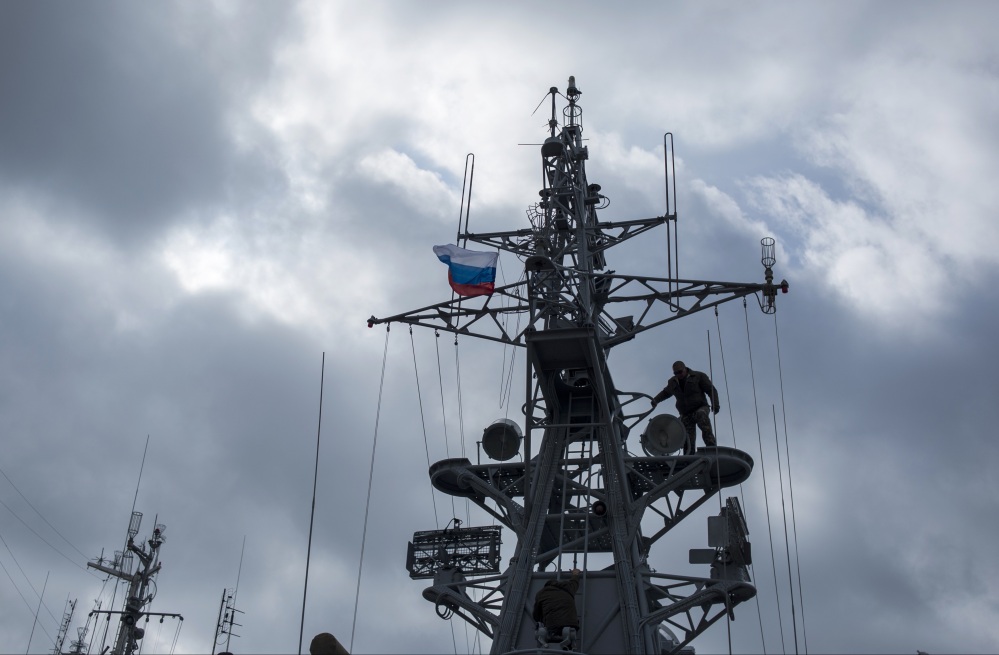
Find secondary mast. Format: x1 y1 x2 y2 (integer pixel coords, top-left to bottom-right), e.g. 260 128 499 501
87 512 182 655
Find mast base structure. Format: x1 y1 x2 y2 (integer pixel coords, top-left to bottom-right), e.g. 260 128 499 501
373 78 788 655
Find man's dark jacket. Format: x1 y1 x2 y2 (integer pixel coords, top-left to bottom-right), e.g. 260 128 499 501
532 577 580 628
653 369 720 415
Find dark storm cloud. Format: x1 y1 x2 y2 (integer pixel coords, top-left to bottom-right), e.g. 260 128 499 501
3 2 999 653
0 2 295 244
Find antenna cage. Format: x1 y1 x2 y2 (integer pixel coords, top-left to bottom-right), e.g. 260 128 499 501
406 525 502 579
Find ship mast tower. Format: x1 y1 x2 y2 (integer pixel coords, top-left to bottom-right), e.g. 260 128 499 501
369 77 787 654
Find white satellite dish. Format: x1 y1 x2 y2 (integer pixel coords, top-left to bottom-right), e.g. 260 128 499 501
482 419 523 461
641 414 686 455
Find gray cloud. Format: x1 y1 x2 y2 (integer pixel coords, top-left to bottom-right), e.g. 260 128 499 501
2 2 998 654
0 2 294 245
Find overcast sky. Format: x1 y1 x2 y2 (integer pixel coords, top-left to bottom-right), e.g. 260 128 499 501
2 2 998 654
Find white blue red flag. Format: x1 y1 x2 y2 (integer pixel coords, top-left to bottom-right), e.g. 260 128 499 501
433 244 498 297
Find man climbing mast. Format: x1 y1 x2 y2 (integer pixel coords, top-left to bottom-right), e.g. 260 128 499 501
532 568 582 650
651 360 720 454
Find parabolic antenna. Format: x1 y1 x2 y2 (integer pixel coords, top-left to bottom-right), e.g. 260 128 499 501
482 418 523 461
641 414 686 456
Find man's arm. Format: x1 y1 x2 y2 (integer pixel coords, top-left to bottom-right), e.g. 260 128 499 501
651 380 675 406
567 568 581 594
701 375 721 412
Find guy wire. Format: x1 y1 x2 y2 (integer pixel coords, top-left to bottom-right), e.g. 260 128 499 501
410 328 441 529
351 326 390 652
773 405 799 655
774 311 809 653
744 298 784 654
716 302 767 651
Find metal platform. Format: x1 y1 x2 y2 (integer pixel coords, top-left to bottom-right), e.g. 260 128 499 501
428 447 752 503
625 446 754 495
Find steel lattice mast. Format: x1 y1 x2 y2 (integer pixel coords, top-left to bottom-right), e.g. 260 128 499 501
87 513 183 655
370 77 787 655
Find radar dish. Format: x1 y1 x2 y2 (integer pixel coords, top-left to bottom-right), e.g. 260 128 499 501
641 414 686 456
482 419 522 461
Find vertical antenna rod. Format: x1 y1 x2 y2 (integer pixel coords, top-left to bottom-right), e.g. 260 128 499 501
299 352 326 655
125 436 150 547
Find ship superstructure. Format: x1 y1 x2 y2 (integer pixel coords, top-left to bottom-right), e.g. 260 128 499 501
368 77 787 654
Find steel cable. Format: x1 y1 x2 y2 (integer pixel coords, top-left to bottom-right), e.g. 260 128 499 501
744 299 785 654
715 307 767 652
350 325 390 653
774 312 808 654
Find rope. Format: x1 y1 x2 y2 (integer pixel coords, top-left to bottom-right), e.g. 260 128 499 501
410 328 441 529
0 466 92 561
706 330 723 514
453 338 473 534
715 307 768 652
454 336 467 461
446 334 473 652
350 325 391 653
744 299 785 654
774 312 809 654
707 334 735 655
435 332 458 519
772 405 799 655
497 267 525 411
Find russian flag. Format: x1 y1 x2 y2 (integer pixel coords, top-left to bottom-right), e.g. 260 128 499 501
433 244 498 297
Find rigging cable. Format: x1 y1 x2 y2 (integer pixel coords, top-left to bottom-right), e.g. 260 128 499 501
744 298 786 655
497 266 525 411
0 497 93 589
299 352 325 655
706 330 724 516
715 307 768 653
432 331 462 654
774 311 809 654
705 330 733 655
410 328 441 530
169 617 183 655
100 576 120 654
452 335 478 655
0 466 92 561
350 325 391 653
435 332 458 520
454 337 468 462
453 337 473 532
772 405 799 655
0 547 48 631
26 570 50 655
228 535 247 655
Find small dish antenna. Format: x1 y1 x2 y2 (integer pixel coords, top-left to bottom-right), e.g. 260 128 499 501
482 419 523 461
641 414 686 456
